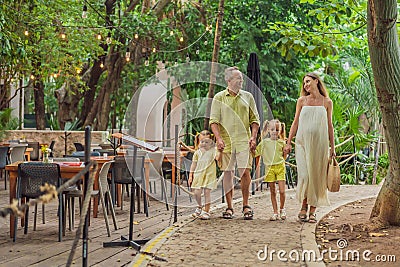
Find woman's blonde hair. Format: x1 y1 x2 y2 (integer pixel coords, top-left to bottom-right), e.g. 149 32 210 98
194 130 214 149
301 72 329 97
261 119 286 140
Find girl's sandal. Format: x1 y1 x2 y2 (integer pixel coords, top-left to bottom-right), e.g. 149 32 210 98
199 211 210 220
308 213 317 223
298 207 308 222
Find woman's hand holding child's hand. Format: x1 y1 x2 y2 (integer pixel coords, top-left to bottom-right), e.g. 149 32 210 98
283 143 292 155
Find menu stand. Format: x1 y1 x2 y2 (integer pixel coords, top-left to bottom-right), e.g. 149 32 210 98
103 134 158 250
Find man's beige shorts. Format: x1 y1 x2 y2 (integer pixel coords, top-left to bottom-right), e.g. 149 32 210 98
220 150 253 171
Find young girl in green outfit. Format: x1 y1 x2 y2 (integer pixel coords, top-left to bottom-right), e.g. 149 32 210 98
255 119 288 221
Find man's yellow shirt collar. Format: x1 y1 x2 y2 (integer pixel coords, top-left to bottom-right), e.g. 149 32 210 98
224 89 242 97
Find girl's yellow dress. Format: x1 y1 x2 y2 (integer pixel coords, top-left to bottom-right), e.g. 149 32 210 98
191 147 217 189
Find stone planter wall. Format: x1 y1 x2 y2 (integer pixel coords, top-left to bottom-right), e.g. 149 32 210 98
2 130 109 157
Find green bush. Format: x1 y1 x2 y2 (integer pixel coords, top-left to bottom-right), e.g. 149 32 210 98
0 108 19 141
363 152 389 184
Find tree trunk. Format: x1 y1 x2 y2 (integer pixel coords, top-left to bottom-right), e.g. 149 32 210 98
80 61 104 126
83 52 124 130
97 55 124 130
55 80 81 129
83 0 171 130
367 0 400 227
204 0 225 130
33 79 46 130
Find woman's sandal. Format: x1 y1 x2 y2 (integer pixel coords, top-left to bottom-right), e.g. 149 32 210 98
298 207 308 222
222 208 234 219
308 213 317 223
243 205 254 220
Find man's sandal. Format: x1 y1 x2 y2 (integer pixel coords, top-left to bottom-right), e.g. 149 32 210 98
298 207 308 222
308 213 317 223
243 205 254 220
222 208 234 219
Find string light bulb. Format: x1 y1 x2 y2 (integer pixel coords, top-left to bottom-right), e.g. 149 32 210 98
179 36 184 42
196 48 200 55
96 33 102 40
106 33 112 44
82 5 88 19
204 40 208 45
100 59 104 68
60 32 66 39
134 33 139 39
30 74 35 80
174 59 178 66
186 53 190 63
170 30 174 36
145 56 149 66
24 30 29 36
152 47 156 53
125 48 131 60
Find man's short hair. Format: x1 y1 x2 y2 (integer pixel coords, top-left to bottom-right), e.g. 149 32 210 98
225 66 240 82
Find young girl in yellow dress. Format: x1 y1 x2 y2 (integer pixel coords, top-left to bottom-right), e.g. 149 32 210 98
188 130 218 220
255 119 288 221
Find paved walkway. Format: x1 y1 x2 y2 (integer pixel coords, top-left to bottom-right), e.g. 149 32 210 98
130 185 381 266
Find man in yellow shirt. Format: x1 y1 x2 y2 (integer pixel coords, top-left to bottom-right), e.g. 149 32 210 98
210 66 260 220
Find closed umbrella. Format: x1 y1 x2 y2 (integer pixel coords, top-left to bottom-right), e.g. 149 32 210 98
245 52 265 194
245 52 264 126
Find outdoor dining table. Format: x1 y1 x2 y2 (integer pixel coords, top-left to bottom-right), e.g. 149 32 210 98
5 157 113 238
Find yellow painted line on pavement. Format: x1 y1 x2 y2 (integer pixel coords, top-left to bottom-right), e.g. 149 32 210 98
132 225 176 267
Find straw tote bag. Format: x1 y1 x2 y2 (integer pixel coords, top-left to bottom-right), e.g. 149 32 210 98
327 157 340 192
